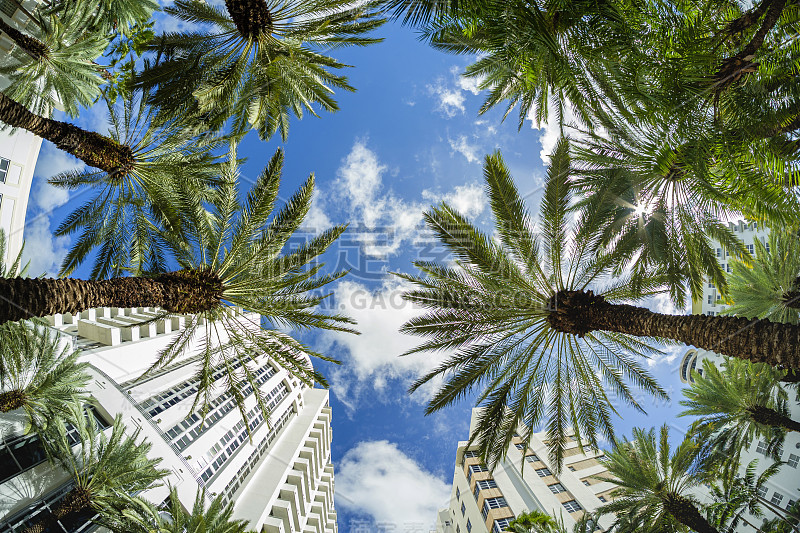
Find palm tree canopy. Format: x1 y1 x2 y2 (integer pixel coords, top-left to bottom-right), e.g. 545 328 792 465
0 228 30 278
43 0 159 35
0 321 90 431
507 510 566 532
598 425 716 533
137 143 356 428
105 486 254 533
723 229 800 324
134 0 386 140
679 358 793 462
398 139 667 469
0 7 109 118
51 89 226 279
706 457 781 532
39 407 168 520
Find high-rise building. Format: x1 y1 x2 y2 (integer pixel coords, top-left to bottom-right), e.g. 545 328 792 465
0 0 44 264
0 308 338 533
435 409 615 533
692 220 770 317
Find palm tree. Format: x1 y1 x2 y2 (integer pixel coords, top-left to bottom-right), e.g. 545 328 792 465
0 321 89 430
0 144 355 424
507 510 566 532
49 89 225 279
723 229 800 325
0 5 109 117
680 359 799 463
706 458 781 533
598 425 719 533
42 0 159 35
0 228 30 278
398 140 800 469
134 0 385 140
24 408 167 533
103 486 254 533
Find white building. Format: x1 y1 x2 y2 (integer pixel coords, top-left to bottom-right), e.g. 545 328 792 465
0 308 338 533
693 220 770 317
0 0 45 265
436 409 615 533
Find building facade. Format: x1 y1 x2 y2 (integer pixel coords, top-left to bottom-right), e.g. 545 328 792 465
0 0 44 265
0 308 337 533
436 409 615 533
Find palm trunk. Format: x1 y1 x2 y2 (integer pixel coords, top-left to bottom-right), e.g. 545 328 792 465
0 91 134 174
23 487 91 533
663 493 719 533
547 290 800 370
784 276 800 309
225 0 273 38
0 270 223 324
0 16 47 60
746 405 800 432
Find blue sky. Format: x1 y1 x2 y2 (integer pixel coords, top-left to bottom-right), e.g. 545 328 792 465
22 17 694 533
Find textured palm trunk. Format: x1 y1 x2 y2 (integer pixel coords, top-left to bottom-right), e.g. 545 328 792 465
0 389 25 412
225 0 273 38
0 92 134 174
0 270 223 324
547 290 800 370
0 16 47 60
663 493 720 533
747 405 800 432
784 276 800 309
22 488 91 533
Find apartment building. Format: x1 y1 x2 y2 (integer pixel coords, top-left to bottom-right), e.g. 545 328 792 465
0 0 44 264
436 409 615 533
693 219 770 316
0 308 337 533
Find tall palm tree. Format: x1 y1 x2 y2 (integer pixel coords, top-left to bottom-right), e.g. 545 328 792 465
42 0 159 35
49 89 225 279
103 486 254 533
507 510 565 532
398 140 800 469
680 359 799 463
0 228 29 278
134 0 386 140
24 408 167 533
598 425 719 533
0 145 355 425
723 229 800 325
0 321 89 430
0 5 109 117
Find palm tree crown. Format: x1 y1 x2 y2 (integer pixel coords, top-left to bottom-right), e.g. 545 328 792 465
598 425 719 533
135 0 386 140
398 140 667 468
724 229 800 324
680 358 799 462
0 321 90 431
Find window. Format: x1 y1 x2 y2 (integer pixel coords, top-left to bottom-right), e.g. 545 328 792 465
548 483 567 494
476 479 498 491
582 480 591 486
708 282 714 288
493 518 513 533
788 454 799 468
463 450 479 459
456 487 460 500
468 464 488 481
563 500 582 512
484 497 507 510
568 466 576 471
466 519 472 533
525 454 540 462
535 467 552 477
747 244 754 255
771 492 784 506
788 500 796 511
598 496 607 503
457 526 460 533
515 443 526 450
727 264 732 272
756 441 768 455
758 486 768 498
461 502 466 516
0 158 8 183
716 247 721 258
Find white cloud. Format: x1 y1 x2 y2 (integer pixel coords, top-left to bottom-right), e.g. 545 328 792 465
427 79 466 118
422 182 486 219
319 277 447 411
451 66 484 95
334 141 425 257
21 213 69 277
300 190 332 233
34 181 70 213
336 440 451 530
33 142 84 181
447 135 480 164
